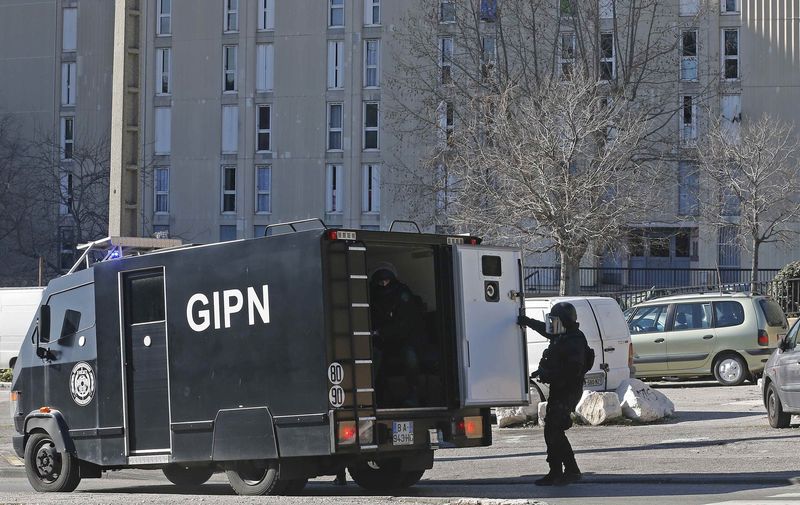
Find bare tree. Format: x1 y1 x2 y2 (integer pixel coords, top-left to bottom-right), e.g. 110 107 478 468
385 0 696 293
697 114 800 290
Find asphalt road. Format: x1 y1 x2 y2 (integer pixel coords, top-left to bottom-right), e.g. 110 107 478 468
2 381 800 505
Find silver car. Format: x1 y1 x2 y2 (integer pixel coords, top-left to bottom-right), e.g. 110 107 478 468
763 319 800 427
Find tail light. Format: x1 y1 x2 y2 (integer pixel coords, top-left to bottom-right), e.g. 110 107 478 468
337 421 357 446
455 416 483 439
758 330 769 346
10 391 20 419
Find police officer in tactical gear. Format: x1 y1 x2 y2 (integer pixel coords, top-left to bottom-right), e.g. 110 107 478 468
518 302 588 486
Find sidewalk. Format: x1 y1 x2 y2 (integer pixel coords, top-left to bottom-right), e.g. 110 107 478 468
0 387 23 476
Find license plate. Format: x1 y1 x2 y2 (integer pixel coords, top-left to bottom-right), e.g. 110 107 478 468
392 421 414 446
584 373 604 388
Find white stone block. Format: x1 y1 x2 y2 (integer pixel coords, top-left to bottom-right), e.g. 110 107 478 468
575 390 623 426
537 401 547 426
616 378 675 422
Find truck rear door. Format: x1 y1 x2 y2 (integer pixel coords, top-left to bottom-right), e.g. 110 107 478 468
452 245 528 407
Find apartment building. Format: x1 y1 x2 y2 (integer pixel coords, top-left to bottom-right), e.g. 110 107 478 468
0 0 798 284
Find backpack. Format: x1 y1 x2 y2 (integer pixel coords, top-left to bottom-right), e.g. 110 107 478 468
583 343 595 375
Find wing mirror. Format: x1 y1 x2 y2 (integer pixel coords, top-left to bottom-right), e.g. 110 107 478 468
779 335 792 352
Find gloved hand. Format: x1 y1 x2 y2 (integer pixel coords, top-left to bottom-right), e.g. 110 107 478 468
517 315 531 327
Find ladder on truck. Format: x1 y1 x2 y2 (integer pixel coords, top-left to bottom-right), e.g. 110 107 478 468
327 236 378 452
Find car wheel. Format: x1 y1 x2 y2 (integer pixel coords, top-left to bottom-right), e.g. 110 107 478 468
24 432 81 493
163 464 214 487
767 382 791 428
713 353 748 386
225 460 280 496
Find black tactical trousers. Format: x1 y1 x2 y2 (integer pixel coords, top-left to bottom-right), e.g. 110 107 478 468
543 389 581 473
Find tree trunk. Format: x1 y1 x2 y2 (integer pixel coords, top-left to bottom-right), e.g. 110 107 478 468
559 253 581 296
751 239 761 293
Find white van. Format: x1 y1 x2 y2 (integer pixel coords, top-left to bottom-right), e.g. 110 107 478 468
0 287 44 369
524 296 632 401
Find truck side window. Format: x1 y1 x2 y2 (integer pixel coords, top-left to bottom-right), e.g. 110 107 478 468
42 284 96 344
481 256 502 276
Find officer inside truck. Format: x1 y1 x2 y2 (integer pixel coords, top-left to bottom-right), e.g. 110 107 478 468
369 263 426 408
518 302 588 486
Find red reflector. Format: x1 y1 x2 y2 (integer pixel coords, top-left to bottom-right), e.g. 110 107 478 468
468 237 478 245
456 420 465 434
337 421 356 445
465 421 478 436
327 230 338 240
758 330 769 346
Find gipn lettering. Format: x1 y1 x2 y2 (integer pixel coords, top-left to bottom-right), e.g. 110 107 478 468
186 285 270 332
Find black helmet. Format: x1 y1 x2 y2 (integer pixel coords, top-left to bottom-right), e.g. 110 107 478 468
551 301 578 330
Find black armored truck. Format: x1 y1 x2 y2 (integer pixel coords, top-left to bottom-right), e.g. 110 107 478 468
11 224 528 495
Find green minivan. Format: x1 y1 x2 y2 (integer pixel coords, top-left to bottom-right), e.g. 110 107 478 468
627 293 788 386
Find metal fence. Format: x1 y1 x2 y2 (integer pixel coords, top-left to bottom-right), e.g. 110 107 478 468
524 266 780 295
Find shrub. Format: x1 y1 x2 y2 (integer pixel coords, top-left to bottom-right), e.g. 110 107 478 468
0 368 12 383
769 262 800 317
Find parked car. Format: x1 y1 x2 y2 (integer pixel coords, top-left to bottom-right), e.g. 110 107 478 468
762 319 800 427
525 296 633 402
627 293 788 386
0 287 45 369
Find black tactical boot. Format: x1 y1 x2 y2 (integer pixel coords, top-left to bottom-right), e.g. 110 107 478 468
562 461 582 483
534 471 564 486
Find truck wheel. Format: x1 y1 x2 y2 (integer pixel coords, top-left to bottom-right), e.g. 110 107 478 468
24 432 81 492
767 383 791 428
713 353 747 386
348 460 421 490
225 460 280 496
163 464 214 487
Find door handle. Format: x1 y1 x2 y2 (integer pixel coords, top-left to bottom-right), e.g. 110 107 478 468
702 335 714 340
604 347 615 352
654 338 665 343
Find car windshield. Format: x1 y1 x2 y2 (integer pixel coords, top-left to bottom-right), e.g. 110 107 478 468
759 299 787 327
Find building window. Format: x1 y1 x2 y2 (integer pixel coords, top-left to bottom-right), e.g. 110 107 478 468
225 0 238 32
328 103 343 151
220 225 237 242
364 40 380 88
156 48 171 95
480 0 498 21
157 0 171 36
222 105 239 153
440 37 453 84
363 102 379 150
721 0 739 13
63 8 77 51
258 0 275 30
256 43 274 92
256 165 271 213
155 167 169 214
681 30 698 81
61 62 76 105
326 164 344 213
440 0 455 22
560 33 575 80
678 161 699 216
59 226 76 271
438 101 454 144
681 96 696 145
60 168 73 215
330 0 344 27
362 164 380 213
723 29 739 80
720 94 742 142
600 32 615 80
328 40 344 89
364 0 380 25
481 35 496 78
61 117 74 160
155 107 171 154
223 45 237 92
681 95 697 145
256 105 271 153
221 165 236 213
718 225 740 267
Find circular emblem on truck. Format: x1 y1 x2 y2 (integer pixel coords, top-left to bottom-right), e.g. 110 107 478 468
69 362 95 406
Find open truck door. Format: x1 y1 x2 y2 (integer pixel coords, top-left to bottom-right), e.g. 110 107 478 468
453 245 528 407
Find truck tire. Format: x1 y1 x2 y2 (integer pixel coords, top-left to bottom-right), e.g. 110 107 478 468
713 353 747 386
163 464 214 487
225 460 280 496
348 460 422 490
767 382 791 428
24 432 81 492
